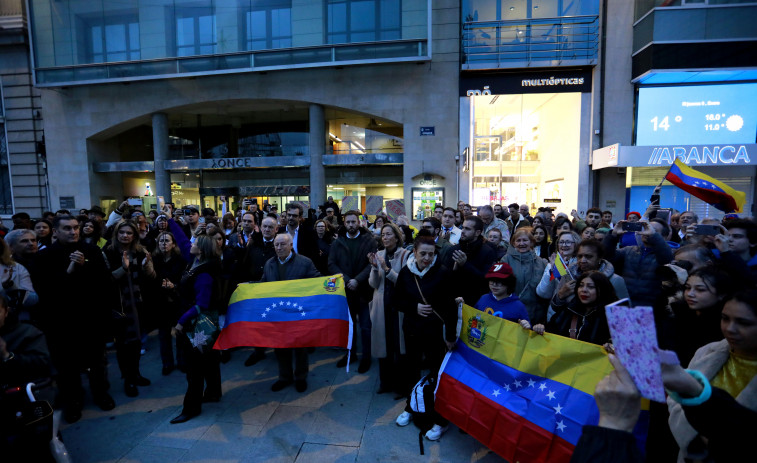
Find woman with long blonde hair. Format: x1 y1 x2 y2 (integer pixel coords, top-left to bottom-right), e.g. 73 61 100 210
103 220 156 397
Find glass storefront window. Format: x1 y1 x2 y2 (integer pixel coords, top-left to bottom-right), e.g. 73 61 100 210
327 119 402 154
468 92 581 211
326 183 404 214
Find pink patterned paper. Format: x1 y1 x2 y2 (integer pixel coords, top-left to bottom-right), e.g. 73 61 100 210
605 302 666 403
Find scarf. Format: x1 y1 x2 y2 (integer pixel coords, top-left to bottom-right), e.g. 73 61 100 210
406 254 437 278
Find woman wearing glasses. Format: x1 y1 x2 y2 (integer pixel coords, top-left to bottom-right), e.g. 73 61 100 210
536 231 581 302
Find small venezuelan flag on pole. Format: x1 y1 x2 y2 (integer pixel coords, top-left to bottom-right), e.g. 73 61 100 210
665 159 746 213
550 253 571 281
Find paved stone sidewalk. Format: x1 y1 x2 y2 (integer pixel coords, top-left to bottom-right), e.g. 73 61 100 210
59 334 506 463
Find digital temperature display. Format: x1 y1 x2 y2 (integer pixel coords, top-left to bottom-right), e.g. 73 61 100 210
636 83 757 145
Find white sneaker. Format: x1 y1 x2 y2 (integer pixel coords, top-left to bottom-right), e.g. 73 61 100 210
395 411 412 427
425 424 449 441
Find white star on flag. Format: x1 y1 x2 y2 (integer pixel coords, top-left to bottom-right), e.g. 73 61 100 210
539 382 547 391
553 403 563 415
513 379 522 388
546 390 556 400
286 302 291 306
190 331 211 348
265 307 271 312
527 379 536 388
492 389 501 397
503 384 511 392
300 312 306 317
556 420 567 432
261 313 267 318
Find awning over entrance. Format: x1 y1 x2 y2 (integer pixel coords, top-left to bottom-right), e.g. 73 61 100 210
592 143 757 169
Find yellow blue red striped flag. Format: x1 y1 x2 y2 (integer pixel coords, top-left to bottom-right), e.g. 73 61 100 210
214 274 352 350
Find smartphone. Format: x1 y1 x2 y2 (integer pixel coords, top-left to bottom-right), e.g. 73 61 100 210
694 224 720 235
158 196 165 210
622 222 643 232
198 217 205 224
656 208 672 224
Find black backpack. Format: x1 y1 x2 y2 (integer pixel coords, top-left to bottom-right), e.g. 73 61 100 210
406 373 437 455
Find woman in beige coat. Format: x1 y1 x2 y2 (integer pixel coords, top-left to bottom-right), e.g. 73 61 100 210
368 222 411 396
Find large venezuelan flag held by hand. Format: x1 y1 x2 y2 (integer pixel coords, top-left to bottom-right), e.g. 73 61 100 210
213 275 352 350
665 159 746 212
436 305 629 463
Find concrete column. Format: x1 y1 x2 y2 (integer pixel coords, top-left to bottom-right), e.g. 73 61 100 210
309 104 326 209
152 112 171 203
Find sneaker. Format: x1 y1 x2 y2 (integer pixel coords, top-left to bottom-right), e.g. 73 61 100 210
425 424 449 441
395 411 412 427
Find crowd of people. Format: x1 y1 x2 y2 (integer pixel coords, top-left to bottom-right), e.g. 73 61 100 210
0 196 755 460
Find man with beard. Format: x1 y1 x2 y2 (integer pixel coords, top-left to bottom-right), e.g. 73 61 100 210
446 216 498 305
32 215 116 423
278 203 317 260
328 210 377 372
493 204 509 221
421 217 454 263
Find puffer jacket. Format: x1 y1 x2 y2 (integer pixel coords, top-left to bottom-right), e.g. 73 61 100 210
603 232 673 307
500 246 547 324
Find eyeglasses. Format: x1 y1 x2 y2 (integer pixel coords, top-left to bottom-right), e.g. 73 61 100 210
558 241 575 246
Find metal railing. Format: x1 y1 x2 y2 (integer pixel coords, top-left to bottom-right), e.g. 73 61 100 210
462 15 599 68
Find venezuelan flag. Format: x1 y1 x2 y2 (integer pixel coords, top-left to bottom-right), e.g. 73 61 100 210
550 253 570 281
665 159 746 213
213 274 352 350
436 305 648 463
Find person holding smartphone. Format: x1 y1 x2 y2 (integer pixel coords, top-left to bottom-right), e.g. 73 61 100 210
603 218 674 307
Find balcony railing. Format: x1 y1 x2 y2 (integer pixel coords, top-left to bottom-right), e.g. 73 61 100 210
462 15 599 69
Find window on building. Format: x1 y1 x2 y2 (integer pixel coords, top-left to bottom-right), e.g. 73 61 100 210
175 6 217 57
326 0 401 44
84 13 140 63
245 0 292 50
0 125 11 215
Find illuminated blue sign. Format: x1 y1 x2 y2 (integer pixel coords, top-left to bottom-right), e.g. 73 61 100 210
637 84 757 145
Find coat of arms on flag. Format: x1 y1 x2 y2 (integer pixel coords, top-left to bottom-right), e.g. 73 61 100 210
435 305 648 463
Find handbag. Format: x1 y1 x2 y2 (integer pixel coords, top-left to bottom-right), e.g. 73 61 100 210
186 312 219 352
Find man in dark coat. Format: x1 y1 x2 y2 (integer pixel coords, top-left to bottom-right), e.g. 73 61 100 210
229 211 258 251
445 215 498 306
278 203 317 261
236 216 278 367
328 210 378 372
32 215 116 423
259 233 320 392
603 219 674 307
